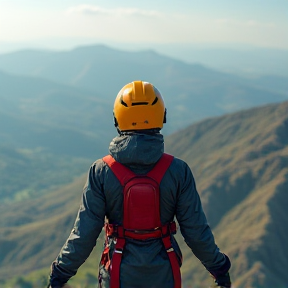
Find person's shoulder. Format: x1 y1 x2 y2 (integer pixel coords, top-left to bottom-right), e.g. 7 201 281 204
170 154 189 168
167 154 191 175
89 156 109 171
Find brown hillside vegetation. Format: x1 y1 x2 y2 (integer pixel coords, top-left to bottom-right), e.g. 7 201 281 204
0 101 287 288
165 101 288 288
0 175 87 279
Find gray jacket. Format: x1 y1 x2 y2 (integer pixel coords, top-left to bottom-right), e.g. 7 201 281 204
49 132 228 288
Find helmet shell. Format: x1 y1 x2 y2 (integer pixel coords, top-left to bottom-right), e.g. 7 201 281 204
114 81 166 131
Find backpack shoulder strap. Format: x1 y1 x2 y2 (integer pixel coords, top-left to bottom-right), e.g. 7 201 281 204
147 153 174 184
103 153 174 186
102 155 136 186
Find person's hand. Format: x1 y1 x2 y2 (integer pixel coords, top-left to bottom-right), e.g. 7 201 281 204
47 284 73 288
211 272 231 287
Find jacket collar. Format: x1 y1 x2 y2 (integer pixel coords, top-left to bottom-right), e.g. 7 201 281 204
109 132 164 167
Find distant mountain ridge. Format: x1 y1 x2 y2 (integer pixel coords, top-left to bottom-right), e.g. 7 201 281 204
1 101 287 288
0 45 287 134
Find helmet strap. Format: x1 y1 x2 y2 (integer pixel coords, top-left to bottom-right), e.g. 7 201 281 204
113 112 118 128
163 108 167 124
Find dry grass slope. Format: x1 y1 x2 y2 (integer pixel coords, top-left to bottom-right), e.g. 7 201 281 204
166 101 288 288
0 175 87 279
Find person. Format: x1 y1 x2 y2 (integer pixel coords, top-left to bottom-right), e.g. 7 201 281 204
47 80 231 288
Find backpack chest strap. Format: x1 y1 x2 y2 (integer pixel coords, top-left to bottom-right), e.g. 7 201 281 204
106 221 177 240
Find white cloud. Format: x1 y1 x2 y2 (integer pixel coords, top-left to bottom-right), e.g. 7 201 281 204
66 5 161 18
67 5 110 15
176 105 187 112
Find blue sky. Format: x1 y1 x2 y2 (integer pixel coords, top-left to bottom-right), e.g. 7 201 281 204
0 0 287 53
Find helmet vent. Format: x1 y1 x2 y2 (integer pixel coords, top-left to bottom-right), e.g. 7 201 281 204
151 97 158 105
120 96 128 107
131 102 148 106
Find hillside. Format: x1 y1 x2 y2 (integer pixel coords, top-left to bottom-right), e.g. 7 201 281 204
0 174 87 276
0 145 90 203
165 101 288 288
1 101 287 287
0 70 113 157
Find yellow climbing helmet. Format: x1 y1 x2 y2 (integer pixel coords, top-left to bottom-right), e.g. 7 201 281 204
113 80 166 131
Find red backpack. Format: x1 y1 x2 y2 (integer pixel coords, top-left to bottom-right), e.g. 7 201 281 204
101 153 182 288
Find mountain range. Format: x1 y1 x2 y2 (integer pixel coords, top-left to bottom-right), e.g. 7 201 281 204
0 45 287 136
0 44 288 287
1 100 287 288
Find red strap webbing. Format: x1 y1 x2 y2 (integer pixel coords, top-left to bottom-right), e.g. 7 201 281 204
147 153 174 184
162 235 182 288
106 222 181 288
102 155 135 186
110 237 126 288
102 153 174 186
102 153 180 288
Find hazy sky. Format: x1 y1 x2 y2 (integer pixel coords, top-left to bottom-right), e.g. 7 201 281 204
0 0 288 53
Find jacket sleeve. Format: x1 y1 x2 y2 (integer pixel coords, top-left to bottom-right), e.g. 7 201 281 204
49 160 106 287
175 161 230 274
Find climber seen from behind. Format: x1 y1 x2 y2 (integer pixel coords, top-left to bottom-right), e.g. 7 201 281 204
47 80 231 288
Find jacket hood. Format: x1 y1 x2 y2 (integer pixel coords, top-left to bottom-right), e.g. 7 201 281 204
109 132 164 168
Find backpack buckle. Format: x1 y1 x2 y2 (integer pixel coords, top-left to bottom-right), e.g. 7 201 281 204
115 248 123 254
169 221 177 234
162 221 177 237
166 247 174 253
